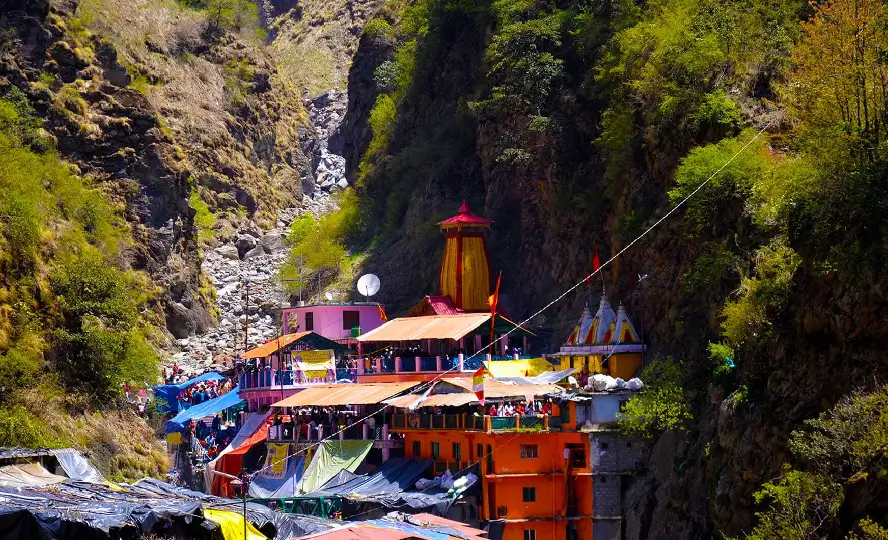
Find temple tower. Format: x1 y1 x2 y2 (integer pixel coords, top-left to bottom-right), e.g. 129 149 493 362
437 201 492 311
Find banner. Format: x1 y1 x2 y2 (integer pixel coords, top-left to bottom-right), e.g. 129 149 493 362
265 443 289 479
294 350 334 369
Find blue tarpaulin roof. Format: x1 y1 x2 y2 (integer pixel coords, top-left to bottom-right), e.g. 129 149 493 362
165 387 244 433
152 372 226 413
308 458 432 499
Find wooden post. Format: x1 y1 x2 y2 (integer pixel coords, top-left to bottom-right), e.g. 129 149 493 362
458 353 464 371
375 357 382 373
436 356 443 372
415 356 421 372
395 356 402 373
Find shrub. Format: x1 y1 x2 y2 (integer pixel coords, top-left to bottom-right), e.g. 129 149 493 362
618 358 692 438
189 189 217 243
0 406 69 448
363 18 395 40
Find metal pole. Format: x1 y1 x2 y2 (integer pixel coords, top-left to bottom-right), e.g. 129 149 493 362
244 279 250 354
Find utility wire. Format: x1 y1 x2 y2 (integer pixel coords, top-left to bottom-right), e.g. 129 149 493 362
240 123 773 481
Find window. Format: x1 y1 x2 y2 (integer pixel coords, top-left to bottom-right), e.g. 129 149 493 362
304 312 314 331
412 441 421 457
343 310 360 330
520 445 538 459
601 442 609 450
453 443 461 461
522 487 536 502
523 529 537 540
431 441 439 459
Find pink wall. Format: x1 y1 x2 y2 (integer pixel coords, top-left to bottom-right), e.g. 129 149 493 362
280 303 384 341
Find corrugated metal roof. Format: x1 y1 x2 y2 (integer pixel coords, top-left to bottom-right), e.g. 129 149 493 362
243 332 312 359
272 382 421 407
356 314 491 342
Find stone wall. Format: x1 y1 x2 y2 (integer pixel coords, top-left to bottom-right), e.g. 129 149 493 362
590 431 646 473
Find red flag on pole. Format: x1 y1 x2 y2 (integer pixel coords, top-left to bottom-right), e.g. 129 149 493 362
593 244 601 272
472 365 487 405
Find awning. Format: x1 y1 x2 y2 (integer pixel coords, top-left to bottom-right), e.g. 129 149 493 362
165 387 244 433
272 382 421 407
243 332 312 358
495 367 577 385
385 393 478 409
356 314 491 342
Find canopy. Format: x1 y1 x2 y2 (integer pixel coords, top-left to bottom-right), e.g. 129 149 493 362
243 332 346 359
212 423 271 497
437 377 564 399
152 371 226 413
356 314 491 342
205 411 271 489
0 463 66 488
385 392 477 409
495 367 577 385
485 357 559 378
298 440 373 494
272 382 421 408
165 387 244 433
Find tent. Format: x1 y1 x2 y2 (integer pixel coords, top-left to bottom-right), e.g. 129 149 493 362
153 371 226 413
50 449 106 485
248 453 306 499
164 387 244 433
211 423 271 497
298 440 373 494
308 458 431 500
205 411 271 489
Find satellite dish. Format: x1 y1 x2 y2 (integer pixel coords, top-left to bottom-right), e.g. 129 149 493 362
325 292 334 302
357 274 381 298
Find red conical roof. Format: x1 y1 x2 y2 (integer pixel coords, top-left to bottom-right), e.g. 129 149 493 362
438 200 493 229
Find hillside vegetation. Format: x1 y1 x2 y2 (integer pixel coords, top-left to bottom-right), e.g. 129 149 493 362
334 0 888 537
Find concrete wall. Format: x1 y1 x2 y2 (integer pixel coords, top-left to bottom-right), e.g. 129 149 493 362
593 519 621 540
280 303 384 341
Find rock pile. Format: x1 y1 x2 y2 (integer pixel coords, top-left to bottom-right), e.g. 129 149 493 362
304 89 349 192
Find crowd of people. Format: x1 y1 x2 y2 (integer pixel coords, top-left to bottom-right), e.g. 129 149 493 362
187 414 237 460
485 398 559 418
177 378 234 407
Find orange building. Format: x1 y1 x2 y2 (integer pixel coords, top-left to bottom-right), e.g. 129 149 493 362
388 382 594 540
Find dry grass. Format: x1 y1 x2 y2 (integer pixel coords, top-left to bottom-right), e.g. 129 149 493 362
15 388 169 483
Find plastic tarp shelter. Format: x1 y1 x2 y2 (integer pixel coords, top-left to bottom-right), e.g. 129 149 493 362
0 463 66 488
211 422 270 498
50 449 106 484
494 367 578 386
248 455 306 498
152 371 226 413
272 382 421 408
308 458 431 500
298 440 373 494
205 411 271 489
165 386 244 433
203 508 267 540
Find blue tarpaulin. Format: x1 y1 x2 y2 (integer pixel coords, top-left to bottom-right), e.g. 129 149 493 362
308 458 431 499
249 456 306 499
164 387 244 433
152 372 226 413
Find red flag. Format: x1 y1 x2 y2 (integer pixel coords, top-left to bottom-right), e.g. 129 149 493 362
593 244 601 272
488 271 502 344
472 365 487 405
377 303 388 323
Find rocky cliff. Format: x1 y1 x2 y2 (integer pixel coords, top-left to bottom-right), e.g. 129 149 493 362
339 1 888 538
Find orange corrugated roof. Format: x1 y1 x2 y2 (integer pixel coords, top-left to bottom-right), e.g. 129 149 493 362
272 382 421 407
242 332 312 359
356 314 491 342
409 513 488 538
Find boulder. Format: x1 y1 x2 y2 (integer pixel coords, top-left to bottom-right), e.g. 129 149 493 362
235 234 258 258
243 246 266 259
215 244 240 260
259 232 284 253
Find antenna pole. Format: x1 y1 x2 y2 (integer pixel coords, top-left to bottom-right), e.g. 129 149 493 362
243 279 250 354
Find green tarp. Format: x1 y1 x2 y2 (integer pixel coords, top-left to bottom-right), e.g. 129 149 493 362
298 440 372 494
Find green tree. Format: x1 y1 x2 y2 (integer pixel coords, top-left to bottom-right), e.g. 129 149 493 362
206 0 260 32
618 358 692 438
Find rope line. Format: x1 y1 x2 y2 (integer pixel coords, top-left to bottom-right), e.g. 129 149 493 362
236 123 772 481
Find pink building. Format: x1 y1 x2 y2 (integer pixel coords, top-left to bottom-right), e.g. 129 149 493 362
280 302 386 343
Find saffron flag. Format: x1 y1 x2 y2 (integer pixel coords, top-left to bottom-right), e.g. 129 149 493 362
472 365 487 405
488 271 502 345
377 303 388 323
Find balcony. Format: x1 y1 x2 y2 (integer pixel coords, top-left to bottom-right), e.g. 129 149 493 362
239 369 358 390
390 413 555 433
266 422 403 455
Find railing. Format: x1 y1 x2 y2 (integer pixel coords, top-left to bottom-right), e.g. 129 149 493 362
267 423 391 443
240 369 352 390
389 413 552 433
